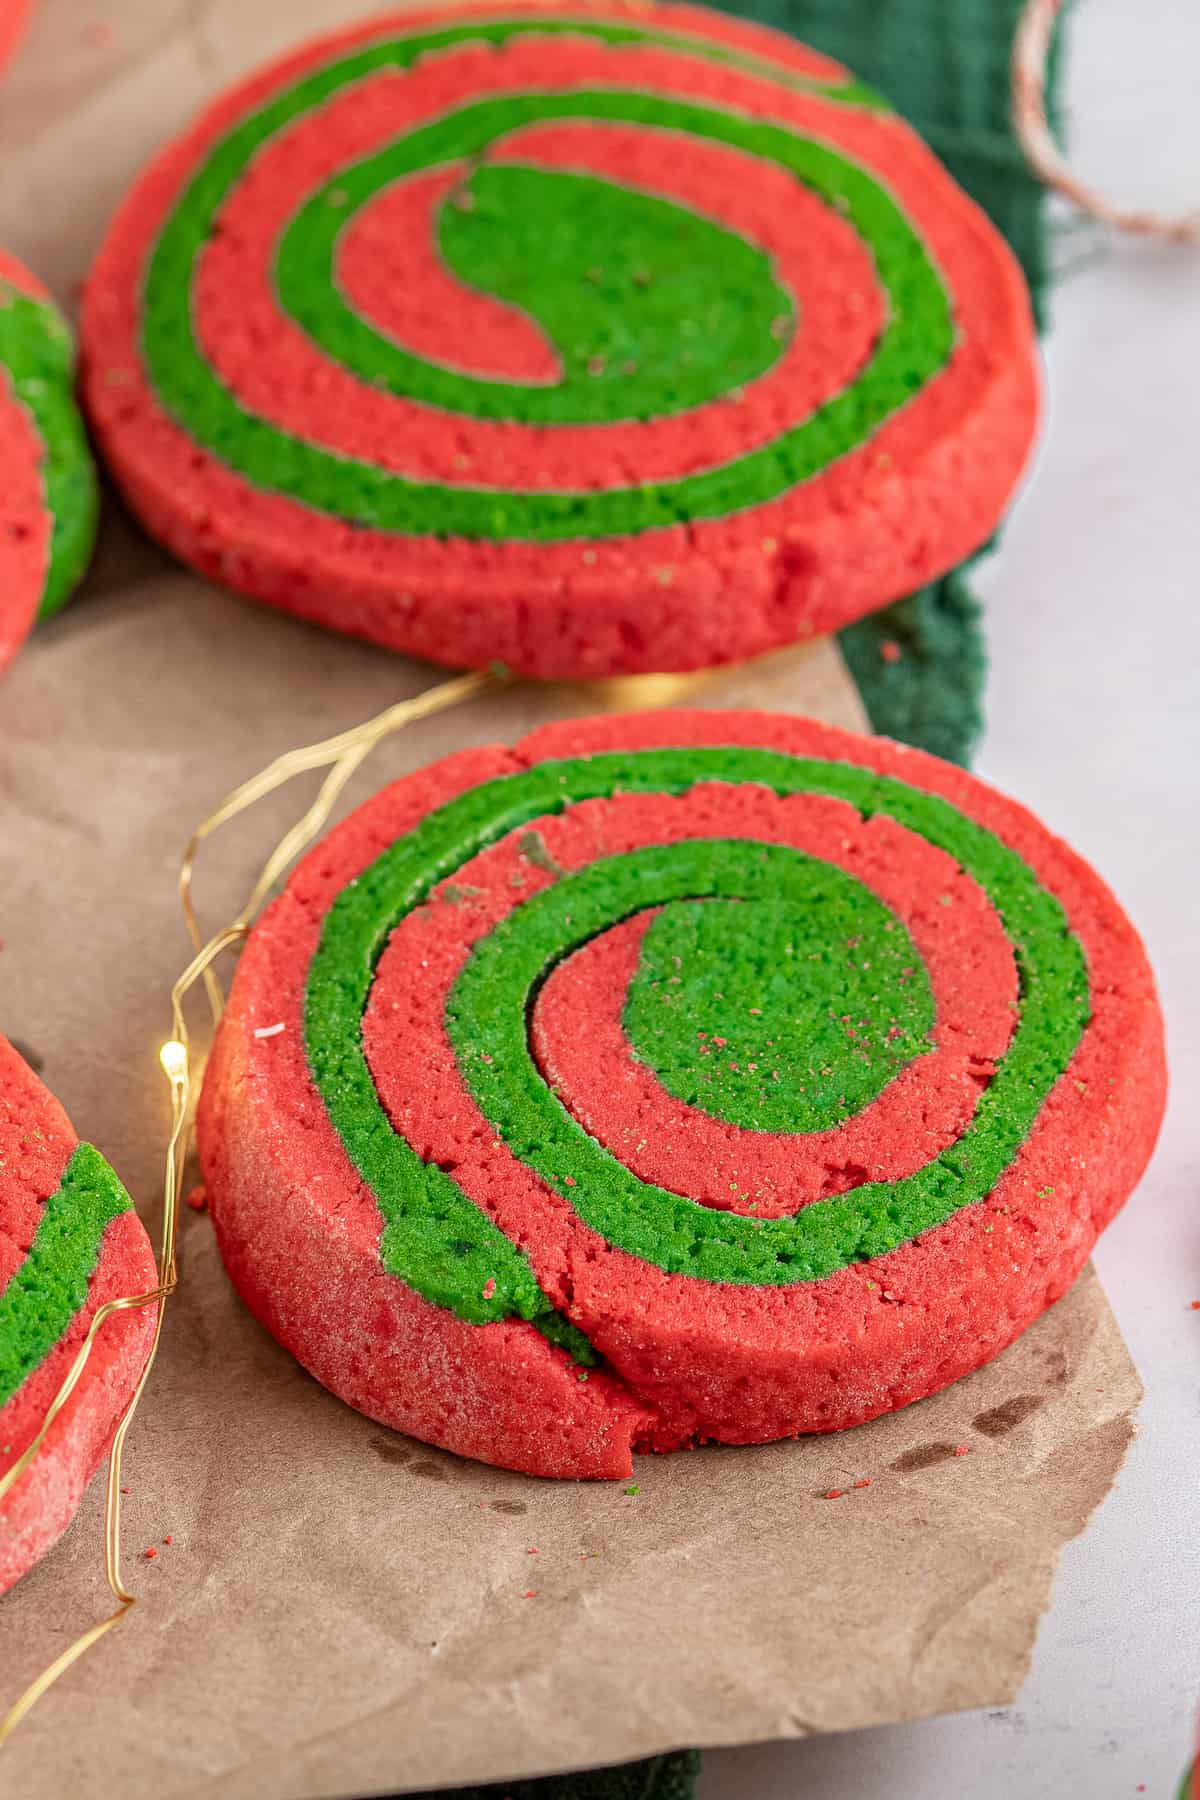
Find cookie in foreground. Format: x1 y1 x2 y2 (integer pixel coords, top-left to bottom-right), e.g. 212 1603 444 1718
83 0 1038 679
0 1033 156 1592
196 711 1165 1479
0 249 99 675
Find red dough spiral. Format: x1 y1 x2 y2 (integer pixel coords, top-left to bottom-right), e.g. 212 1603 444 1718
198 712 1164 1479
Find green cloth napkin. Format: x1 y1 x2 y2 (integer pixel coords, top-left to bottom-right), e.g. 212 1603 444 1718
803 0 1062 764
402 3 1058 1794
403 1751 703 1800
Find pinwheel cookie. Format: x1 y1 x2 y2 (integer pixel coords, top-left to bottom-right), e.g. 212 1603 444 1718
0 250 98 675
197 711 1165 1479
0 1034 156 1592
83 1 1039 678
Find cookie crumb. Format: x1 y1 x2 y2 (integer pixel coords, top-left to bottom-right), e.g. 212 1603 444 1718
518 830 565 877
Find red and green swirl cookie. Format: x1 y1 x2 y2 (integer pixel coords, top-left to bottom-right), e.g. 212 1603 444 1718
0 249 99 675
83 1 1038 679
0 1033 156 1592
196 711 1165 1479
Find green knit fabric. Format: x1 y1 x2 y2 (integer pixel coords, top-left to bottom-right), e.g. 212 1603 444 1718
788 0 1062 765
724 0 1060 768
724 0 1059 318
404 3 1056 1795
405 1752 702 1800
838 562 990 767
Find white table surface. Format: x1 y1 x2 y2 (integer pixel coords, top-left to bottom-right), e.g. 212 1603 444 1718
703 5 1200 1797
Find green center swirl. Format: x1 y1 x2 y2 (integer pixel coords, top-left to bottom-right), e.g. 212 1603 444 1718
295 161 793 422
142 17 954 538
304 748 1088 1330
622 885 933 1133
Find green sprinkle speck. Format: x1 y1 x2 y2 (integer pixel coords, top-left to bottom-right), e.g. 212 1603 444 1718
518 830 566 877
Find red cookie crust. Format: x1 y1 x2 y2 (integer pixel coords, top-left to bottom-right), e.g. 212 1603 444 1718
0 1034 157 1594
82 1 1040 678
197 713 1166 1478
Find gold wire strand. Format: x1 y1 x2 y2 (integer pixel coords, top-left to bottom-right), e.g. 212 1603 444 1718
0 1607 132 1744
180 666 497 1020
0 668 496 1748
0 1289 174 1513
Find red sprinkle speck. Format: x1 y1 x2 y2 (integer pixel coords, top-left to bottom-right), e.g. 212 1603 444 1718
527 1547 538 1555
823 1489 843 1500
1190 1300 1200 1310
953 1446 970 1457
163 1535 173 1546
853 1478 871 1489
522 1589 538 1599
143 1547 157 1560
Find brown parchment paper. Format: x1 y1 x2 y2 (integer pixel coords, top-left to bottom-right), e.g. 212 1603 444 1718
0 3 1142 1795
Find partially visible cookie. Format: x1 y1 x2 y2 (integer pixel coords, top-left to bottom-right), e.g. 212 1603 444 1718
83 0 1039 678
0 0 30 74
0 1032 156 1593
0 249 98 675
197 709 1165 1479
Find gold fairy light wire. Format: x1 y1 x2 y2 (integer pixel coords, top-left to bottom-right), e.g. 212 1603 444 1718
0 666 500 1747
1013 0 1200 243
0 1065 188 1747
0 643 808 1743
179 666 500 1020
